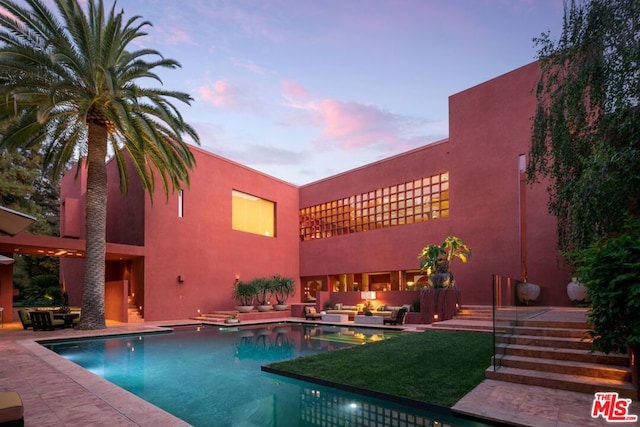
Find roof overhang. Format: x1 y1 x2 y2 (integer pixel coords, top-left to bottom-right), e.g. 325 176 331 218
0 206 37 236
0 254 14 265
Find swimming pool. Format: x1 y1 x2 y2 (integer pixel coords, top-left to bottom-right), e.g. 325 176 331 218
42 323 488 426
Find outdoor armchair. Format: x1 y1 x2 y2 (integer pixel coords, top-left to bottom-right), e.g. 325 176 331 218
383 307 408 325
304 306 322 320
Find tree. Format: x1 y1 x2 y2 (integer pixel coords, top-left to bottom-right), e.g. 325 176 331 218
0 146 61 291
527 0 640 254
0 0 199 329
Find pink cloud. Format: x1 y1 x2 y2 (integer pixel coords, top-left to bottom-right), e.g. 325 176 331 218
232 57 265 74
316 100 413 151
282 80 309 98
164 28 194 46
0 5 17 20
198 80 244 109
280 81 424 152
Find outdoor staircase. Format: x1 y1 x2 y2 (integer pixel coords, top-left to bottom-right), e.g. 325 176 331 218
426 305 494 332
127 298 144 323
192 312 230 324
487 316 637 400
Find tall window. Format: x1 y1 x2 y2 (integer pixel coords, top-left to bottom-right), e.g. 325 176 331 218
299 172 449 241
178 189 184 218
232 190 275 237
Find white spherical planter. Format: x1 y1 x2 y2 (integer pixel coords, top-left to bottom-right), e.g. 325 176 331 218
567 277 586 303
516 282 540 305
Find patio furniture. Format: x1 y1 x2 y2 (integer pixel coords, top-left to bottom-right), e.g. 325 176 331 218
304 306 322 320
321 313 349 323
383 308 408 325
53 312 80 328
30 311 65 331
0 391 23 427
17 310 32 330
354 315 384 325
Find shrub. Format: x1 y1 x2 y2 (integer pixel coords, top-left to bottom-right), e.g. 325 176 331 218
574 220 640 354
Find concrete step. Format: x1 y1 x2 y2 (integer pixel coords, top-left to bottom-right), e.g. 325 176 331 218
503 325 590 339
426 319 494 333
496 334 593 351
454 314 493 321
485 366 638 400
495 343 629 367
515 319 589 330
494 354 631 381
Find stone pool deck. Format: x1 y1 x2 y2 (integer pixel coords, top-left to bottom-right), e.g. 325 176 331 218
0 311 638 426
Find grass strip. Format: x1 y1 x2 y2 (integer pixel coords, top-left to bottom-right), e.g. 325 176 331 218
267 330 492 408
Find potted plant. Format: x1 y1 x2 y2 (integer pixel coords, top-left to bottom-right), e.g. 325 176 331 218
232 280 256 313
417 235 471 288
253 277 273 312
417 236 470 323
272 275 295 311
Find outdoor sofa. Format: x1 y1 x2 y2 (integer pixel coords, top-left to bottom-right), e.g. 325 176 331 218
325 304 412 319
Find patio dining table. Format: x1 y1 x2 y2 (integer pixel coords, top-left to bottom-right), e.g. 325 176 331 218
53 312 79 328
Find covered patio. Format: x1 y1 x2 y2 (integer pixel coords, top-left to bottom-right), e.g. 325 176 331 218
0 206 145 325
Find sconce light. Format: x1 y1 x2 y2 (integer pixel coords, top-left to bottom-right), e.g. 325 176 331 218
433 314 439 321
177 275 185 283
360 291 376 300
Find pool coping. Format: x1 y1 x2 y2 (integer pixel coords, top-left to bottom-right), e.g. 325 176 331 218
16 323 191 426
2 319 488 426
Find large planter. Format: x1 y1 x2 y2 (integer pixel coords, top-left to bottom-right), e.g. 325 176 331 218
405 312 423 324
420 287 460 324
273 304 289 311
256 305 272 312
516 282 540 305
235 305 254 313
567 277 586 303
429 273 453 288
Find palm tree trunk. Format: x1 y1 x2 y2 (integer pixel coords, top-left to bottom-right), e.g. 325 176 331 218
76 123 108 329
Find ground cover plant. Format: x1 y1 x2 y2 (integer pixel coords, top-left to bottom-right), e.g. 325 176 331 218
268 330 492 407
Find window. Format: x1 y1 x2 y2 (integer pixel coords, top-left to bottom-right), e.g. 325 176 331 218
178 189 184 218
299 172 449 241
232 190 275 237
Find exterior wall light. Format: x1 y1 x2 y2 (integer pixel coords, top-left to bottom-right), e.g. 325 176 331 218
178 275 185 283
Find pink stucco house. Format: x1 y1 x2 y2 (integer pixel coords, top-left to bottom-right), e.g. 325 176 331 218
0 61 571 324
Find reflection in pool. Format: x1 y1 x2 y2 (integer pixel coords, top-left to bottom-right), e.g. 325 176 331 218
43 323 488 427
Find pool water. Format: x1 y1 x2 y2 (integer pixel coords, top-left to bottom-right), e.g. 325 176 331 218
43 323 488 426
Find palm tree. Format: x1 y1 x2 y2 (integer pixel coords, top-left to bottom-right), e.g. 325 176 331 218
0 0 199 329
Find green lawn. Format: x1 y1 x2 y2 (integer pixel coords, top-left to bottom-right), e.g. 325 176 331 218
267 330 493 408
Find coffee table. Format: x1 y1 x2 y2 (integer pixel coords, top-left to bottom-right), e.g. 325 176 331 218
354 315 384 325
321 313 348 323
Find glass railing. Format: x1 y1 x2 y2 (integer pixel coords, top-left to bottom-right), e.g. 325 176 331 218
491 274 547 371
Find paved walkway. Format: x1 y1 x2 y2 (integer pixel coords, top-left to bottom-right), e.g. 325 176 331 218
0 310 638 426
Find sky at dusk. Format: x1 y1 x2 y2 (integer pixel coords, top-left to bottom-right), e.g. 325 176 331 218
38 1 567 185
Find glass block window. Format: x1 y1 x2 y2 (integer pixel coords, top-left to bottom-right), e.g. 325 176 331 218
300 172 449 241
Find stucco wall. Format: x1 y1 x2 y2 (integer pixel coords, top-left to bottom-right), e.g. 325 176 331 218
300 61 571 306
141 147 301 320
